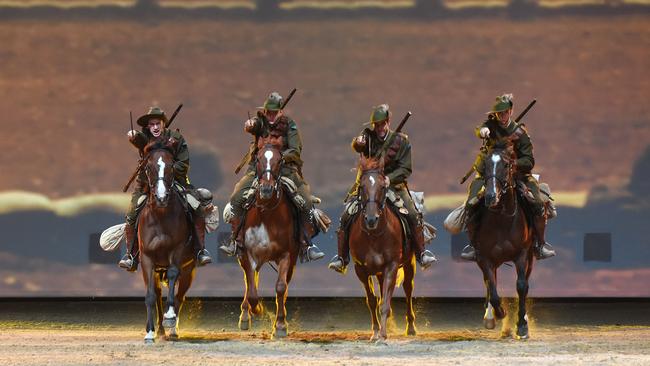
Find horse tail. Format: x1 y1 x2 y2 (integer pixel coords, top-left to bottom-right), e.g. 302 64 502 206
395 267 405 288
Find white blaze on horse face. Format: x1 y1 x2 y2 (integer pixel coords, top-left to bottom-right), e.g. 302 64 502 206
490 153 501 193
369 176 376 187
156 156 167 200
264 150 274 181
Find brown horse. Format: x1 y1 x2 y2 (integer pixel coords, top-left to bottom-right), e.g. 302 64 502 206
237 142 299 338
348 156 416 343
474 141 534 339
138 138 196 343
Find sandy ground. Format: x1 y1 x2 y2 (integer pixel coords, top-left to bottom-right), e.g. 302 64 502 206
1 299 649 365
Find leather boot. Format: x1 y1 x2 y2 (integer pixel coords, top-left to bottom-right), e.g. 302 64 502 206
300 217 324 262
533 215 556 260
219 215 242 256
411 222 437 269
460 219 478 261
328 228 350 274
118 222 138 272
194 218 212 266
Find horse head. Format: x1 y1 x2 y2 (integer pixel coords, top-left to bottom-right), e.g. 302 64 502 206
143 137 178 208
255 142 283 202
484 139 517 209
358 155 388 231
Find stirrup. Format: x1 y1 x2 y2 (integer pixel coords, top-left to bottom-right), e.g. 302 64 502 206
219 238 238 257
327 255 347 274
304 244 325 262
460 244 477 262
118 254 137 272
197 249 213 266
535 242 556 260
418 250 437 269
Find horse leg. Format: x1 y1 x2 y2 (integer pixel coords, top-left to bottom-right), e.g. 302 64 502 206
169 266 196 340
354 265 379 342
162 266 180 330
378 264 398 343
515 254 532 340
403 256 417 336
238 253 258 330
154 277 165 338
141 256 157 343
272 254 291 339
480 264 504 329
375 273 392 319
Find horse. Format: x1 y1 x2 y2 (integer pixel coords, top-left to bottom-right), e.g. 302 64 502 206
348 156 416 343
474 140 535 339
237 142 300 339
138 138 196 343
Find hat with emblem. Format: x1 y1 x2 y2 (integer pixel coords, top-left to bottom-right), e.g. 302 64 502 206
487 93 514 114
258 92 284 111
364 104 391 126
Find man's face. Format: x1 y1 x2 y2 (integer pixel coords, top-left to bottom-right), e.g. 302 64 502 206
373 119 390 138
148 118 164 137
496 108 513 126
264 109 283 124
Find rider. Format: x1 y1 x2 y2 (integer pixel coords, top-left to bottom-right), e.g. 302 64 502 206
328 104 438 273
118 106 213 271
460 94 556 261
219 92 325 262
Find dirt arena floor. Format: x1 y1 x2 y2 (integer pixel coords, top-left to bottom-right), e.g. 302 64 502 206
1 298 649 365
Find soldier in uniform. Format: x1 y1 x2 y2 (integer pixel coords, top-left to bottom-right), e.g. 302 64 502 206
460 94 556 261
118 106 213 271
328 104 437 273
219 92 325 262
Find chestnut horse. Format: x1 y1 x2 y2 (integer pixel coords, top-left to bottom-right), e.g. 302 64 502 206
139 139 196 343
474 141 534 339
348 156 416 343
237 142 299 338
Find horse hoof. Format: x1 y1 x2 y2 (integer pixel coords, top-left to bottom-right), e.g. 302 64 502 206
239 318 251 331
483 318 496 330
144 338 155 344
374 337 388 346
167 334 179 341
162 317 177 329
406 327 417 336
517 325 529 340
273 327 288 339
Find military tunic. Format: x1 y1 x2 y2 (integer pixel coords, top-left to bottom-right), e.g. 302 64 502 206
467 118 544 214
125 129 191 224
346 128 420 225
229 113 312 217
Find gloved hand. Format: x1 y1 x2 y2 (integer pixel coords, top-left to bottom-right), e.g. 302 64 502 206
479 127 490 138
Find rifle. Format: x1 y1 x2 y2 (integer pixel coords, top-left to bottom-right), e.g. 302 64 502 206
459 99 537 184
234 88 298 174
375 111 412 160
122 103 183 192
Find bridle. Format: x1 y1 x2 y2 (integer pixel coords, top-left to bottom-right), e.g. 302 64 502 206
254 146 284 211
358 168 388 235
484 149 517 217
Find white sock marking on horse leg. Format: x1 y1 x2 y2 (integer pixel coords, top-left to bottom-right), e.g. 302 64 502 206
156 157 167 199
144 330 155 340
524 314 529 323
264 150 273 181
164 306 176 319
484 302 495 320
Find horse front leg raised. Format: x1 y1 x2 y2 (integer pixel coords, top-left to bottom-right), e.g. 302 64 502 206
403 255 417 336
378 263 398 343
162 266 180 331
354 265 379 342
141 256 157 344
272 254 291 339
514 253 532 339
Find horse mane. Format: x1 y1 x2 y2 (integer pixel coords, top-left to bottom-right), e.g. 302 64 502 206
144 137 177 155
359 155 384 172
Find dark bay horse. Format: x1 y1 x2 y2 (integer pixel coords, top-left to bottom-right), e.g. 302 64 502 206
348 156 416 343
475 141 534 339
237 142 299 339
139 139 196 343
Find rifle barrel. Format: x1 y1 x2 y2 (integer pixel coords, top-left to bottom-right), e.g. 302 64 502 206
515 99 536 123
